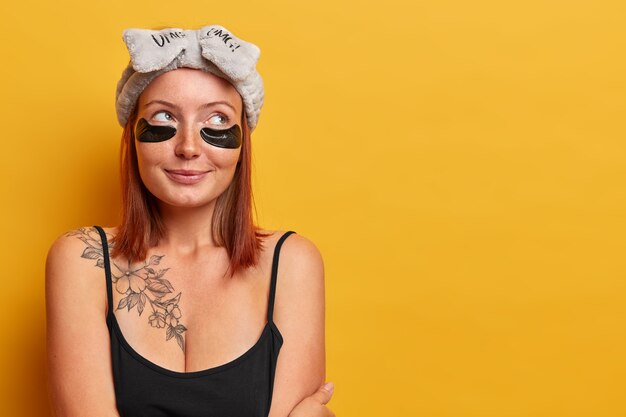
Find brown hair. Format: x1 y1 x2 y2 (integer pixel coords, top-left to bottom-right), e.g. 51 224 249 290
110 99 270 278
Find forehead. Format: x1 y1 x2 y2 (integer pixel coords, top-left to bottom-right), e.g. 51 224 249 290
138 68 243 114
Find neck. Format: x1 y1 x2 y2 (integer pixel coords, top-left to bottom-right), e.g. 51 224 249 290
157 200 219 255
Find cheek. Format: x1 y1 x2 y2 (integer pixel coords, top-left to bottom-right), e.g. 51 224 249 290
135 142 170 179
211 147 241 168
136 141 170 160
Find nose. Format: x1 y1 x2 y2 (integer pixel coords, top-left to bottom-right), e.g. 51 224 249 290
174 123 202 159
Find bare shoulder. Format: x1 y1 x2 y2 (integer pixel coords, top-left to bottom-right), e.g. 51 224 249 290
46 226 116 272
260 229 324 278
278 231 324 275
268 229 325 313
45 225 114 313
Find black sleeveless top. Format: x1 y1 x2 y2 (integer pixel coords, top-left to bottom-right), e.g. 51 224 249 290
94 226 296 417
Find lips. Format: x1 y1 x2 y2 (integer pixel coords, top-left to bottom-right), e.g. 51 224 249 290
166 169 210 175
164 169 211 185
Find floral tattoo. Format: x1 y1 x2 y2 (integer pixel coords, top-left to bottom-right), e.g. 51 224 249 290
66 227 187 351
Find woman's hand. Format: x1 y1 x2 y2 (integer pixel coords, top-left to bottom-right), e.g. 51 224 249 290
288 382 336 417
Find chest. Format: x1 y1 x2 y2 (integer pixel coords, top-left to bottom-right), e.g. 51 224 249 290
108 252 272 373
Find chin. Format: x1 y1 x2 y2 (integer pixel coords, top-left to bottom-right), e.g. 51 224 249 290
160 195 210 207
156 190 219 208
144 180 227 208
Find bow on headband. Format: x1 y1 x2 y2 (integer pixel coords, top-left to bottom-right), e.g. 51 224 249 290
122 25 260 82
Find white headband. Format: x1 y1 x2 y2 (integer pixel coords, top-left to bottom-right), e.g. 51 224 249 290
115 25 264 131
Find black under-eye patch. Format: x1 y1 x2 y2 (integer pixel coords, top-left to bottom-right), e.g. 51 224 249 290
135 118 177 142
200 125 242 149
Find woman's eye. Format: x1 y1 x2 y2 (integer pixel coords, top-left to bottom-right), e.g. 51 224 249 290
153 111 173 122
208 114 228 126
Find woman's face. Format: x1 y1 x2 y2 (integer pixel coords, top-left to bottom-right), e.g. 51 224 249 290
134 68 244 209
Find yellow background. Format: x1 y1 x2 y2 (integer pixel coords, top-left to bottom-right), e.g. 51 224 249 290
1 1 625 416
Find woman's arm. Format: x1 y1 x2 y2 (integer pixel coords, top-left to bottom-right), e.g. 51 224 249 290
267 234 327 417
45 229 120 417
289 383 336 417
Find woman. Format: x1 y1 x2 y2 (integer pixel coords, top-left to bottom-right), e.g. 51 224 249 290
46 24 335 417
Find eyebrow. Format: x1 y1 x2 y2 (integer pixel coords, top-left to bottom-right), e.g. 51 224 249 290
143 99 237 113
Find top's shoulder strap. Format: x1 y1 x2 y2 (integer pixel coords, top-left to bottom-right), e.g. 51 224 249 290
267 231 297 323
93 225 114 317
